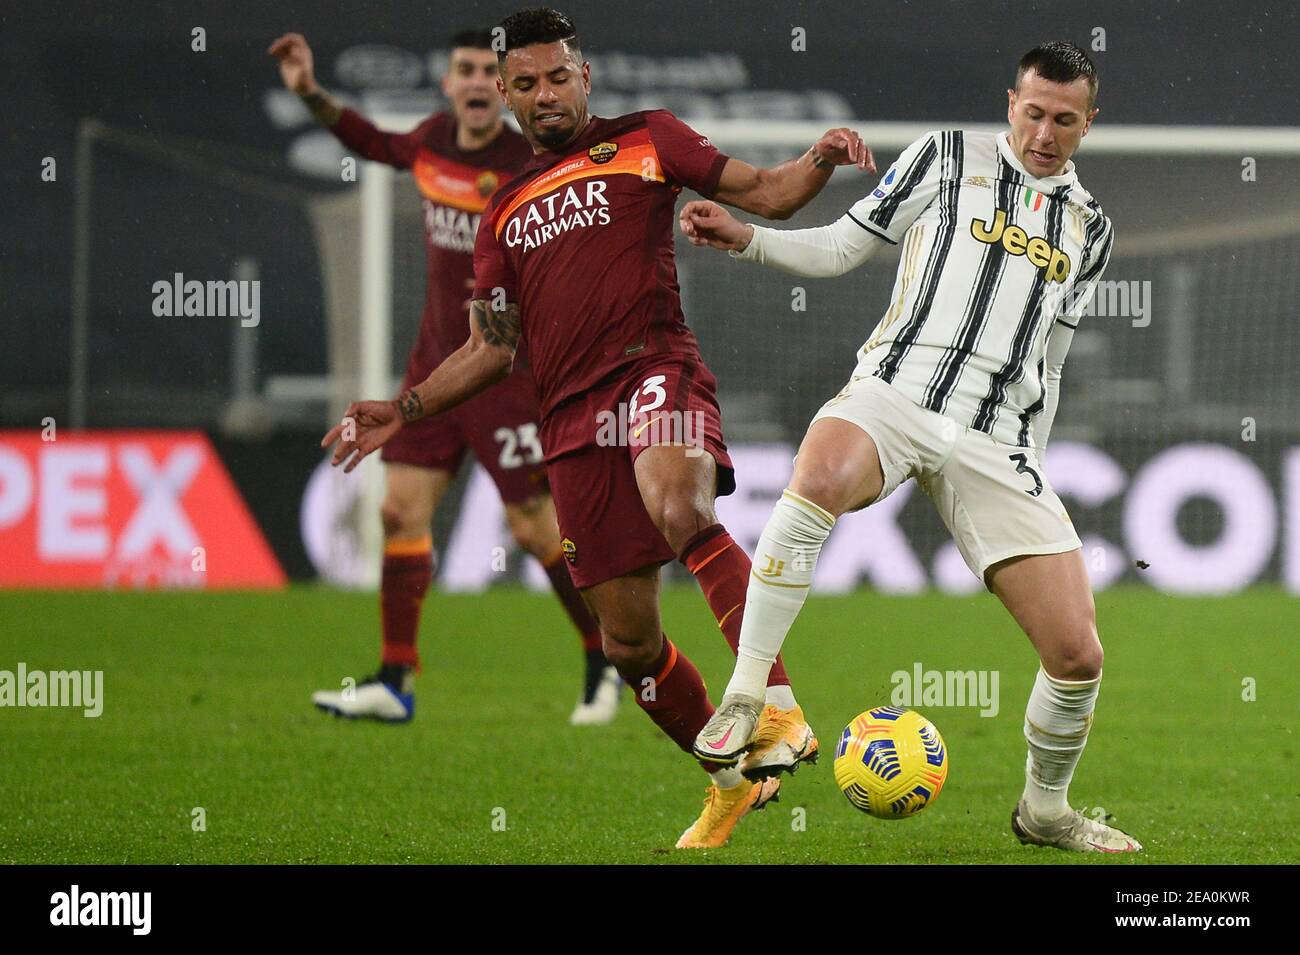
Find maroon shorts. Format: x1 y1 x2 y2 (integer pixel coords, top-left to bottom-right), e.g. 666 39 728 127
382 350 549 505
542 355 735 589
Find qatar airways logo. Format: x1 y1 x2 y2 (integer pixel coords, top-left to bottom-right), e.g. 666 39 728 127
503 180 611 252
424 201 479 254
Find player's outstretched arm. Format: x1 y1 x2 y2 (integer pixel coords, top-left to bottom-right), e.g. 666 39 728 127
710 128 876 220
268 33 342 126
269 32 423 168
322 299 517 472
679 199 886 278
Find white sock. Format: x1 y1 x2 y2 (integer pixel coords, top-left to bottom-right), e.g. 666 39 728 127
1022 667 1101 821
764 684 797 710
725 489 835 702
710 766 744 789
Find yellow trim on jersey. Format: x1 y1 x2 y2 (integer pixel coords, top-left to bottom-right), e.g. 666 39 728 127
412 155 502 213
493 142 663 237
861 224 925 357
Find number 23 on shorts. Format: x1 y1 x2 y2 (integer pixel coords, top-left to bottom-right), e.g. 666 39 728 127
495 423 544 469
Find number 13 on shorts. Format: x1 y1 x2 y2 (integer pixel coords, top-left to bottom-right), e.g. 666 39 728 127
627 374 668 422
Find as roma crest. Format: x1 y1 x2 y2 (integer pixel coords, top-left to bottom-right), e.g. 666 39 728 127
476 170 500 197
588 142 619 165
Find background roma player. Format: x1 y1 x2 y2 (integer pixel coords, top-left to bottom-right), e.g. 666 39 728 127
322 7 874 849
271 27 617 726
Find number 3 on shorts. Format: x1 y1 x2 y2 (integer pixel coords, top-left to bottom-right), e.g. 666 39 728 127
627 374 667 421
1008 452 1044 497
496 423 544 469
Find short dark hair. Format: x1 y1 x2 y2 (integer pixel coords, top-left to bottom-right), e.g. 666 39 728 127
448 28 495 51
1016 41 1098 107
496 7 581 63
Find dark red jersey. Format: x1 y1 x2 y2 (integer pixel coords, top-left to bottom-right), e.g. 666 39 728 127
472 111 730 426
331 109 533 367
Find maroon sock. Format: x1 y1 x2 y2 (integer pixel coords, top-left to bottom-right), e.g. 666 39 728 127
680 524 791 688
380 539 433 669
541 551 603 653
616 636 714 757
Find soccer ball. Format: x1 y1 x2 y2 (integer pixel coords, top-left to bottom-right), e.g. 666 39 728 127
833 706 948 819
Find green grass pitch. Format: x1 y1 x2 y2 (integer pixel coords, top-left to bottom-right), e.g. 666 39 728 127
0 585 1295 864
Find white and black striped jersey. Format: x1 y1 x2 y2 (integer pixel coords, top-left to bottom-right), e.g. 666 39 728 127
849 129 1114 447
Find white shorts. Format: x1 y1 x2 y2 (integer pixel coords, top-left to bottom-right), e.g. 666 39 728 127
811 373 1082 581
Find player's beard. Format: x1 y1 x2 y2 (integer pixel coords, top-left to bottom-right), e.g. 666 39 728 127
534 120 574 148
531 109 585 149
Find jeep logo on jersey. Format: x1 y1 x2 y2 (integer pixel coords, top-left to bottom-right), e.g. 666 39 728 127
502 180 612 252
476 171 499 197
588 142 619 165
970 209 1072 283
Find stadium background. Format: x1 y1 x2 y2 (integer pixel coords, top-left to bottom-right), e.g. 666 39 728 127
4 0 1299 594
1 0 1296 592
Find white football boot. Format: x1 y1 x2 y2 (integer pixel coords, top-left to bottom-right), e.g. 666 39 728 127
569 665 621 726
691 692 763 766
312 676 414 723
1012 799 1143 853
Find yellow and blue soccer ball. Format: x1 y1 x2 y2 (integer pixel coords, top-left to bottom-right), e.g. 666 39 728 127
833 706 948 819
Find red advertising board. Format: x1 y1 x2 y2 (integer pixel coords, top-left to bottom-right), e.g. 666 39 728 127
0 431 285 589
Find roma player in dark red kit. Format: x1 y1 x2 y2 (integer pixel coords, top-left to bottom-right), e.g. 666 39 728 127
270 29 616 726
323 8 875 847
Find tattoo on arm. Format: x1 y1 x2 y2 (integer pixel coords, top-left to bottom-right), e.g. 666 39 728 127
808 147 836 170
472 299 522 352
396 389 424 423
300 89 342 127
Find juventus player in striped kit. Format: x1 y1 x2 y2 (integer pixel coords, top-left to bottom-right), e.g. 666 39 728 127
681 42 1141 852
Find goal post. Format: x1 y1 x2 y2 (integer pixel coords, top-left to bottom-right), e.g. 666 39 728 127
355 161 395 587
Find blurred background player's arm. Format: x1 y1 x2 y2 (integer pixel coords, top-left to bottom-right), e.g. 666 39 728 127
711 127 876 220
1034 222 1114 462
269 32 426 169
678 199 887 277
1033 321 1074 464
321 299 517 472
